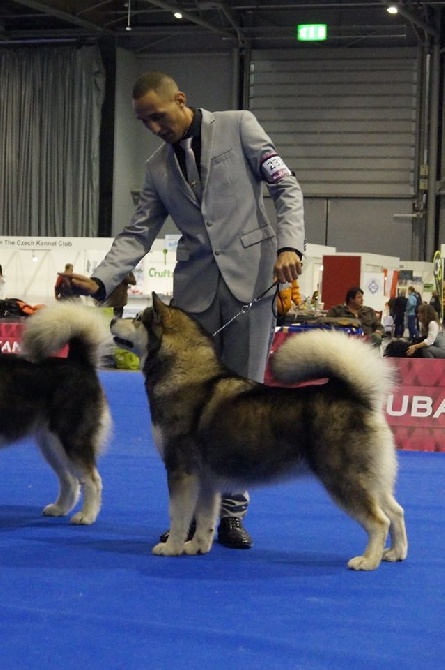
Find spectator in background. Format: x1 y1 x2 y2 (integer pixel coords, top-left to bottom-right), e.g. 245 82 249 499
0 265 5 300
327 286 384 347
382 301 394 338
55 263 80 301
406 286 419 340
429 290 441 319
393 291 407 338
406 303 445 358
105 271 136 318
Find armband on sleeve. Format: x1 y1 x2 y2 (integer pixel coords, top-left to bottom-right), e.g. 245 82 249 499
260 152 292 184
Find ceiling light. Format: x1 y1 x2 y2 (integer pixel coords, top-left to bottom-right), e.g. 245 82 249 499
173 12 183 19
387 4 399 14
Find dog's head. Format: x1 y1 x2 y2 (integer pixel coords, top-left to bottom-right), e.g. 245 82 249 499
110 292 218 372
110 293 198 365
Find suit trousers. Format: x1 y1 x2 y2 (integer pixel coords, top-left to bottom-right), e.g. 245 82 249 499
185 274 276 519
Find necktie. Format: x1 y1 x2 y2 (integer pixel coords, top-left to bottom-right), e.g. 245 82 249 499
180 138 202 199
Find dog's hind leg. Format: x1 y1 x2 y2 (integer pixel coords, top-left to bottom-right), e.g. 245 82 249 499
36 432 81 517
184 488 221 556
152 470 200 556
69 403 111 524
69 463 103 525
380 492 408 562
377 427 408 562
320 472 390 571
346 501 390 571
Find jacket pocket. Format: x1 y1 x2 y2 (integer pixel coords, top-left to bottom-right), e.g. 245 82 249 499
211 148 234 166
241 226 276 249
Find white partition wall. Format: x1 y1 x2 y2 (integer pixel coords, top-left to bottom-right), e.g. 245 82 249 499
0 236 177 307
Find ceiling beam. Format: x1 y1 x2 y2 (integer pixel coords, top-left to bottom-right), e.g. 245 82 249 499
380 1 439 40
140 0 236 39
9 0 114 35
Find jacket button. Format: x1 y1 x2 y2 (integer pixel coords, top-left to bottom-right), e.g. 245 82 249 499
206 220 213 227
214 249 221 255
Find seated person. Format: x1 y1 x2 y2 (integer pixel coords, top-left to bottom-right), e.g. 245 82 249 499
327 286 383 347
406 303 445 358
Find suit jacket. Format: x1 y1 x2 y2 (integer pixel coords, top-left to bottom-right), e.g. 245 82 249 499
94 109 305 312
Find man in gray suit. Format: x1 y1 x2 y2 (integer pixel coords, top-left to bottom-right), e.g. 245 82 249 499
67 71 305 549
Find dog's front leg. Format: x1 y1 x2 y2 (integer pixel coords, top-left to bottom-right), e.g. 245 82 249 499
152 470 199 556
184 489 220 556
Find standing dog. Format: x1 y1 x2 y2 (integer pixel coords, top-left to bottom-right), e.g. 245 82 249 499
110 294 407 570
2 302 112 524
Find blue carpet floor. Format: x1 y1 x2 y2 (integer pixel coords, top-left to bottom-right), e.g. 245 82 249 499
0 370 443 670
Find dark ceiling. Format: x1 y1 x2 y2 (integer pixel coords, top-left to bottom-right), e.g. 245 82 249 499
0 1 443 53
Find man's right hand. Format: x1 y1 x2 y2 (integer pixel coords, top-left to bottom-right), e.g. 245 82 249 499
57 273 100 297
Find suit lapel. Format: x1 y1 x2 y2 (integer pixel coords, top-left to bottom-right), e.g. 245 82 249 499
199 110 216 196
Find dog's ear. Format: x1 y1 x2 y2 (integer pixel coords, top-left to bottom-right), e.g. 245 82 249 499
152 292 162 325
151 292 170 325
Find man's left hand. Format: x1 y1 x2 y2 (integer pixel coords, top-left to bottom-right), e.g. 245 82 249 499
274 251 302 284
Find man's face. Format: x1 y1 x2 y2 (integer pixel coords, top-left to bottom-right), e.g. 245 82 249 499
133 89 191 144
349 292 364 311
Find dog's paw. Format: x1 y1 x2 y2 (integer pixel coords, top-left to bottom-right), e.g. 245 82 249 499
70 511 96 525
382 547 407 562
347 555 381 571
183 537 212 555
152 541 184 556
42 504 66 517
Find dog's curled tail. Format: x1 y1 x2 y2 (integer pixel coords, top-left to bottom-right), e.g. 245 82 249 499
21 302 111 367
270 330 395 410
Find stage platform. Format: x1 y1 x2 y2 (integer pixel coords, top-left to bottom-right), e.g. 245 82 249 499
0 370 443 669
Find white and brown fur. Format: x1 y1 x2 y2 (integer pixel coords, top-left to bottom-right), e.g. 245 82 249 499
111 293 407 570
1 302 112 524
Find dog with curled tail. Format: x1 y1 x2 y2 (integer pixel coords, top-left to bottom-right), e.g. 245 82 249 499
1 302 112 524
111 293 407 571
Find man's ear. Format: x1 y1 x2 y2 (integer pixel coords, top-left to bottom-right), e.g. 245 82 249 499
175 91 186 107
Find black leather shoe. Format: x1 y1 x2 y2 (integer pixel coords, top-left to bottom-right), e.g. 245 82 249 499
217 517 253 549
159 518 197 543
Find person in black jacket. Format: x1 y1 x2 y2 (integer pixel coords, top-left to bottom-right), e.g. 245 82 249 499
393 292 408 338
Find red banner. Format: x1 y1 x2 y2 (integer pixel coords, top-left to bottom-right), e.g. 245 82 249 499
0 319 67 358
386 359 445 452
0 320 25 354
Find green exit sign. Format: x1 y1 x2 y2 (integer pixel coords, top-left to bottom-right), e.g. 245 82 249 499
297 24 327 41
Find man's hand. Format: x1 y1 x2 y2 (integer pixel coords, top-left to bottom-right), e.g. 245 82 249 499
274 251 302 284
57 273 100 297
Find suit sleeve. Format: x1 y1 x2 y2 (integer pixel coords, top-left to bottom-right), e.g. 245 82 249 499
239 111 305 255
91 164 168 297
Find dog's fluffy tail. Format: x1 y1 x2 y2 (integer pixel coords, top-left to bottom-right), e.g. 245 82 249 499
21 301 111 367
270 330 394 410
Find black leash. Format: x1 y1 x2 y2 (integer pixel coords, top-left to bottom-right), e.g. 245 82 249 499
212 282 279 337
